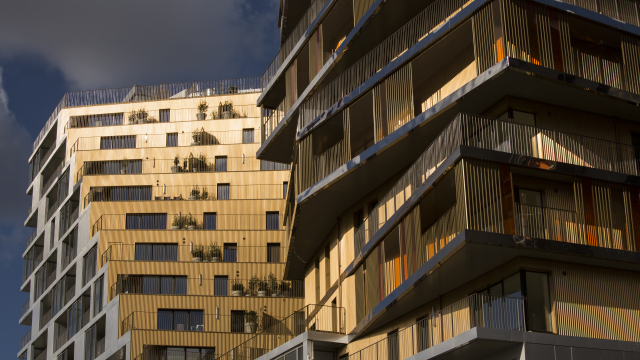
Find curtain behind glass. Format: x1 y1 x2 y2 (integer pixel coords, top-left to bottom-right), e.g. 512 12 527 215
266 212 280 230
223 244 237 263
190 311 204 331
217 184 230 200
215 157 227 172
214 276 228 296
203 213 217 230
157 310 173 330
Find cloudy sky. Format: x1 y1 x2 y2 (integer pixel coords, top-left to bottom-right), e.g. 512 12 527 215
0 0 280 356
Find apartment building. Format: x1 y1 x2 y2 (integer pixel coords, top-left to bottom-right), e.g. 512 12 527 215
239 0 640 359
18 78 302 360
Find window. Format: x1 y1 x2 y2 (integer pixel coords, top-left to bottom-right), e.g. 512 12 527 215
164 347 215 360
267 243 281 263
515 189 544 238
160 109 170 123
100 135 136 149
83 246 97 286
283 182 288 199
68 299 83 337
157 310 204 331
214 276 228 296
223 243 237 262
524 272 552 332
85 325 97 360
89 186 152 202
266 212 280 230
242 129 255 143
203 213 217 230
134 243 178 261
230 310 245 333
215 156 227 172
260 160 291 170
84 160 142 175
217 184 230 200
166 133 178 147
119 275 186 295
93 276 103 316
125 213 167 230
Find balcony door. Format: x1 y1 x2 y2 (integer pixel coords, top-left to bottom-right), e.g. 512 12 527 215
516 189 544 239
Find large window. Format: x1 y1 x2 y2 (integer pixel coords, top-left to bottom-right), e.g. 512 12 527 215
100 135 136 149
83 246 97 286
125 214 167 230
157 310 204 331
134 243 178 261
167 133 178 147
68 299 83 337
215 156 227 172
165 347 215 360
203 213 217 230
214 276 228 296
120 275 187 295
84 160 142 175
217 184 230 200
267 243 281 263
243 129 255 143
266 212 280 230
260 160 291 171
223 243 237 263
230 310 245 333
89 186 152 202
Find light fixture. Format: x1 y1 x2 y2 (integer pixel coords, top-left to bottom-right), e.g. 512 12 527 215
190 242 193 253
242 154 245 164
145 133 148 143
216 307 219 319
199 274 202 286
153 158 155 168
163 184 166 194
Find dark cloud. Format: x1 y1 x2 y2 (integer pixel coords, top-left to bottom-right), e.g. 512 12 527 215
0 0 281 90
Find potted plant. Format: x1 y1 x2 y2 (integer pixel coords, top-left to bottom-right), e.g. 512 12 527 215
220 100 233 119
172 154 181 173
210 243 222 262
248 276 260 297
171 215 183 230
186 213 197 230
192 128 202 146
198 153 208 171
257 278 269 297
120 157 129 174
183 158 188 172
128 110 137 124
231 279 244 297
210 110 218 119
189 187 200 200
197 100 208 120
136 108 149 124
191 245 204 262
201 187 209 200
268 272 278 297
279 280 291 297
244 310 258 334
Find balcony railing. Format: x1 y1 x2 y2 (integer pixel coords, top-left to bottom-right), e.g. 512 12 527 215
515 204 578 243
54 328 69 352
348 294 525 360
559 0 640 26
20 330 31 350
261 0 329 88
353 112 640 255
110 277 303 300
136 348 216 360
34 350 47 360
121 312 281 334
93 213 284 235
101 244 285 266
263 99 285 141
297 0 472 131
22 299 30 317
84 184 285 208
216 304 346 360
65 284 76 304
25 229 37 250
39 144 57 168
40 308 52 329
96 337 106 357
41 161 65 199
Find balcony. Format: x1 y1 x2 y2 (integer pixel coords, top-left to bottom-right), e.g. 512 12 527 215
136 348 216 360
20 329 31 350
25 229 37 250
216 304 346 360
101 244 285 266
22 299 30 318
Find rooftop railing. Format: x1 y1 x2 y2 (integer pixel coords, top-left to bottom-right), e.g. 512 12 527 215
101 244 285 266
216 304 346 360
354 112 640 255
347 294 525 360
33 77 261 153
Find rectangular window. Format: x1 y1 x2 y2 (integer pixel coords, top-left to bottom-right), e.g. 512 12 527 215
223 243 237 263
100 135 136 149
243 129 255 143
214 276 229 296
85 325 96 360
215 156 227 172
203 213 217 230
84 160 142 175
157 310 203 331
166 133 178 147
134 243 178 261
68 299 83 337
230 311 245 333
93 276 103 316
525 272 552 332
266 212 280 230
217 184 230 200
283 182 288 199
160 109 170 123
89 186 152 202
125 214 167 230
267 243 281 263
260 160 291 171
83 246 97 286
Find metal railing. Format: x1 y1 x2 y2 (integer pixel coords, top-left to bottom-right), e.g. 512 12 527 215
348 294 525 360
121 312 281 334
20 330 31 350
21 299 30 317
65 284 76 304
93 213 284 235
515 204 578 243
82 310 91 328
46 270 56 289
54 328 69 352
25 229 37 250
560 0 640 26
96 337 106 357
101 244 285 266
297 0 473 130
136 348 216 360
263 99 285 140
40 308 52 329
216 304 346 360
110 277 303 300
41 161 65 198
39 144 57 167
354 112 640 255
261 0 329 88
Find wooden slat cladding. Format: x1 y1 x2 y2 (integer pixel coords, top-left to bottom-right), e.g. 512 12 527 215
472 4 496 74
372 84 385 143
384 64 414 134
353 0 376 26
500 0 531 62
535 4 554 69
463 159 504 233
592 181 634 250
313 110 351 182
622 33 640 95
365 245 383 314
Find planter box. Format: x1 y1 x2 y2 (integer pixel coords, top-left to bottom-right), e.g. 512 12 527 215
192 257 202 262
171 166 181 173
245 322 257 334
232 290 243 297
257 291 267 297
197 113 207 120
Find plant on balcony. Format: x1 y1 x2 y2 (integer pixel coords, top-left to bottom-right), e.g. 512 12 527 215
189 186 200 200
147 115 158 123
248 275 260 296
279 280 291 297
232 272 244 296
172 154 181 173
136 108 149 124
220 100 233 119
197 100 208 120
210 242 222 262
210 109 219 119
171 214 185 230
257 277 269 297
267 272 278 296
120 157 129 174
192 127 204 145
200 186 209 200
186 213 197 230
191 245 204 262
198 153 209 171
245 310 258 333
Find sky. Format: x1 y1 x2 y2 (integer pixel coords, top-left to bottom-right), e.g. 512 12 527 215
0 0 281 356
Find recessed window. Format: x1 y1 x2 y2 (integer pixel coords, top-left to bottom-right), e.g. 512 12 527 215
157 310 204 331
243 129 255 143
215 156 227 172
266 212 280 230
125 214 167 230
217 184 230 200
166 133 178 147
160 109 170 123
134 243 178 261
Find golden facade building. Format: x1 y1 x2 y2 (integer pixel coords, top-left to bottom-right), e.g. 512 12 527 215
247 0 640 359
19 78 303 360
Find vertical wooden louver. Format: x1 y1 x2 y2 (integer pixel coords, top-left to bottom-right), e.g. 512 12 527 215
500 0 531 62
385 64 414 134
353 0 377 26
622 33 640 95
472 4 496 74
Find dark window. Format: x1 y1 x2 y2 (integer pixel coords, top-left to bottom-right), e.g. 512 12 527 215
214 276 228 296
160 109 170 123
266 212 280 230
260 160 291 171
100 135 136 149
243 129 255 143
83 247 97 286
163 348 215 360
89 186 151 202
157 310 203 331
120 275 186 295
230 311 245 333
83 160 142 175
283 182 288 199
134 243 178 261
215 157 227 172
166 133 178 147
68 299 83 337
223 243 237 263
267 243 281 263
217 184 230 200
125 214 167 230
353 209 364 229
85 325 97 360
93 276 103 316
203 213 217 230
